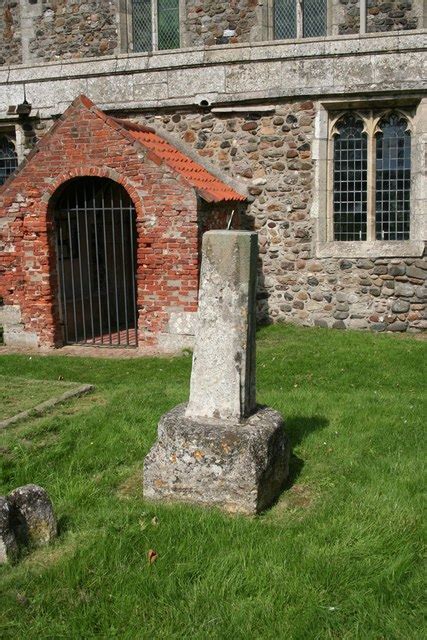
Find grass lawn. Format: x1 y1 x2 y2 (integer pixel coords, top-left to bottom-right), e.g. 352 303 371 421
0 375 83 422
0 325 425 639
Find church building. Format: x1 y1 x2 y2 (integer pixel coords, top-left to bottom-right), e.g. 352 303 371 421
0 1 425 350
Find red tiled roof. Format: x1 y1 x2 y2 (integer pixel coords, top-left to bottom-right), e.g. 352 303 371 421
115 119 246 203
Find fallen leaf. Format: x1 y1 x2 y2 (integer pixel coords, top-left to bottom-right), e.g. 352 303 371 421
151 516 159 527
16 593 29 606
147 549 158 565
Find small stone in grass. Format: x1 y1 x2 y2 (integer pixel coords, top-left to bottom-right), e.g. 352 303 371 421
0 496 18 564
7 484 57 548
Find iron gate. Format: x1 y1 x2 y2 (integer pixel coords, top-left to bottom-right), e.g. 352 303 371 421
54 177 138 347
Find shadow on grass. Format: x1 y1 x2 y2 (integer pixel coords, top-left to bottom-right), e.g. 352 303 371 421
284 414 329 489
57 514 73 538
260 414 328 514
286 415 328 448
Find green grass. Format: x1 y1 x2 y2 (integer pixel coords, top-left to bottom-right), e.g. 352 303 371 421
0 325 425 640
0 375 82 421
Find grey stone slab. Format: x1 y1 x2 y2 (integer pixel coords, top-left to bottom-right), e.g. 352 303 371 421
143 403 290 515
87 75 134 104
4 330 39 349
0 304 21 325
225 61 282 94
8 485 56 549
167 311 198 336
167 66 226 99
186 231 258 422
0 497 18 565
0 384 94 430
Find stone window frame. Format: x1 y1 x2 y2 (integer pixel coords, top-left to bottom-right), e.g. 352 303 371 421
312 97 426 258
263 0 334 40
119 0 186 53
0 123 24 184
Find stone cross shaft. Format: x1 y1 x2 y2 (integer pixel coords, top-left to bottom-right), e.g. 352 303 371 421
185 230 258 422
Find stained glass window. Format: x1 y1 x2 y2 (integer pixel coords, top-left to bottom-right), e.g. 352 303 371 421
303 0 327 38
0 136 18 186
132 0 152 52
273 0 327 40
274 0 297 39
158 0 180 50
375 114 411 241
132 0 180 52
333 114 368 241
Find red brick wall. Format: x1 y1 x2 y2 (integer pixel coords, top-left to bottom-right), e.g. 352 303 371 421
0 97 200 347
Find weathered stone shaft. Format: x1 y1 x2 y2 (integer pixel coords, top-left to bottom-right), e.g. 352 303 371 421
186 230 258 422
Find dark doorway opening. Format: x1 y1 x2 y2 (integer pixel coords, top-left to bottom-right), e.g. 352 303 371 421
54 177 138 347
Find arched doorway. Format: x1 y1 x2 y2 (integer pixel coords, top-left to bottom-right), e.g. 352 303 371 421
53 177 138 347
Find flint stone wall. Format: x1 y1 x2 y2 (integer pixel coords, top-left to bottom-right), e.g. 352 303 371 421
0 0 424 66
139 102 426 333
0 1 21 66
337 0 361 34
1 95 425 335
29 0 118 62
367 0 419 32
184 0 260 47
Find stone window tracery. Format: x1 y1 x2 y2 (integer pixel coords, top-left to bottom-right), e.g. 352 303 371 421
329 110 413 242
0 135 18 186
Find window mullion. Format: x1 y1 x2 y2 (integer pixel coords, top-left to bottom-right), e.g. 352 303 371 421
296 0 303 38
152 0 158 51
327 132 334 241
366 117 376 242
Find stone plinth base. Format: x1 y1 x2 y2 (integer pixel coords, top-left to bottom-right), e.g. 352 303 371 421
143 404 290 515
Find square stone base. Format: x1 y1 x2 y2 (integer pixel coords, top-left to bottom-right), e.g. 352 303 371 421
143 404 290 515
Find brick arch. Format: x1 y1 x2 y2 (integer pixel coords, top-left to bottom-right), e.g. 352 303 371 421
42 169 143 347
41 166 146 221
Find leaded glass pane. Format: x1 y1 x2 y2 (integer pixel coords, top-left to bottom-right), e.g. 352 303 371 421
274 0 297 40
333 114 368 241
132 0 152 52
0 136 18 186
303 0 327 37
375 114 411 241
158 0 180 50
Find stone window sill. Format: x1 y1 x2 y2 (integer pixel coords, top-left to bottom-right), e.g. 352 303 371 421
316 240 425 259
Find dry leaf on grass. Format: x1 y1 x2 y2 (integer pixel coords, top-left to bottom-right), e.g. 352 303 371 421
147 549 158 565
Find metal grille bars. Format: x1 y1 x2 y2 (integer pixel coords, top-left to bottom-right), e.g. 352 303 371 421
54 178 138 347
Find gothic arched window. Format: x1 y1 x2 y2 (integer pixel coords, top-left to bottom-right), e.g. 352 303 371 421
375 114 411 241
332 114 368 241
0 136 18 186
330 110 412 242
